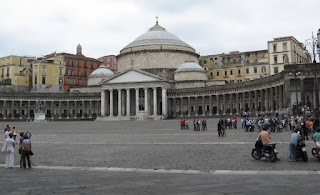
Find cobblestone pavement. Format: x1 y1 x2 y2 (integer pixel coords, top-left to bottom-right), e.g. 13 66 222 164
0 119 319 194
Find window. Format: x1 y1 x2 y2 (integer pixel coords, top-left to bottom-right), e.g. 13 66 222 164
246 68 249 74
78 79 82 86
230 80 234 83
224 71 227 77
91 63 93 69
59 68 63 75
59 78 63 85
217 71 220 76
214 62 218 66
66 61 69 66
19 59 22 66
67 79 70 85
72 79 75 85
71 61 74 67
67 69 70 76
78 70 80 76
42 66 46 74
203 60 207 64
230 70 233 75
283 42 287 51
71 70 74 76
84 71 87 76
274 55 278 64
84 62 87 68
34 77 37 84
239 59 242 64
254 67 257 73
77 61 80 67
283 54 288 63
274 67 279 74
35 65 38 74
210 72 213 77
1 59 4 65
1 68 4 77
237 80 242 83
261 67 266 73
215 57 217 60
42 76 46 84
273 44 277 52
6 67 9 76
238 69 241 75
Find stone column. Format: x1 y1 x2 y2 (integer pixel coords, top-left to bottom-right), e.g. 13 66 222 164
89 101 93 118
2 100 6 119
97 101 100 116
216 95 220 115
188 96 191 117
144 88 148 115
82 101 86 118
195 96 198 116
279 85 283 109
51 101 54 120
43 101 47 115
242 92 246 112
101 90 106 116
275 86 279 111
261 89 265 112
19 101 23 119
202 96 205 116
300 79 305 107
127 89 130 117
135 88 139 114
255 90 258 113
172 98 176 117
118 89 122 116
223 94 226 115
27 101 31 120
230 94 233 115
270 87 274 113
153 88 157 116
11 100 14 119
235 93 239 115
66 101 69 119
180 97 184 117
248 91 252 114
209 95 213 116
110 90 114 116
59 101 63 119
162 88 167 116
284 79 291 109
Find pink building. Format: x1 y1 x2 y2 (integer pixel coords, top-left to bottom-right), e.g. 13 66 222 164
98 55 117 74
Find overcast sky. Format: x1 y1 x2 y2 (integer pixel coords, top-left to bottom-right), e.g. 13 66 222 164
0 0 319 59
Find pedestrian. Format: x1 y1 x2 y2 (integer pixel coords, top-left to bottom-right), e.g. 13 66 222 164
5 133 15 168
197 120 201 131
193 119 196 131
185 120 189 129
4 125 10 133
25 130 36 166
180 119 184 130
19 132 24 168
12 127 18 144
217 120 223 137
289 130 300 162
21 134 32 169
309 119 314 140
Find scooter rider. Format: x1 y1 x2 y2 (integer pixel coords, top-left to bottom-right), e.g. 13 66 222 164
259 127 272 153
313 128 320 156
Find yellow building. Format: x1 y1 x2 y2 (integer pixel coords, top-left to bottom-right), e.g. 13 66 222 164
32 57 65 93
0 56 35 91
200 51 245 83
244 50 269 81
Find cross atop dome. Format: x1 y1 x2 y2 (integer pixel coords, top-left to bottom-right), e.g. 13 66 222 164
156 16 159 25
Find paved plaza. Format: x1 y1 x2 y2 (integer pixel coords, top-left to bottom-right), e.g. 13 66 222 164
0 118 320 194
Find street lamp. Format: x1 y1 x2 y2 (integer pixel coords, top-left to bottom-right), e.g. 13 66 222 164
305 32 319 117
289 70 301 115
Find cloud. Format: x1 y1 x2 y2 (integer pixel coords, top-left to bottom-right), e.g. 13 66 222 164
0 0 319 59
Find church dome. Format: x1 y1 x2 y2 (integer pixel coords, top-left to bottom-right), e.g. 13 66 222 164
89 65 114 78
175 61 206 73
122 23 193 51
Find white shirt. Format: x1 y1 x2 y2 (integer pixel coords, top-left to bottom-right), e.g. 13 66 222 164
5 138 15 152
4 131 9 139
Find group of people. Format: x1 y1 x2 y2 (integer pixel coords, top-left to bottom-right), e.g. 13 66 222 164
193 119 207 131
2 125 36 169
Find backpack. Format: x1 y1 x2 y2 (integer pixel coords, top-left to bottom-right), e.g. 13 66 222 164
24 140 31 152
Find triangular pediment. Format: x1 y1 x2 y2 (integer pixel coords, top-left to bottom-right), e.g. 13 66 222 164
103 69 163 84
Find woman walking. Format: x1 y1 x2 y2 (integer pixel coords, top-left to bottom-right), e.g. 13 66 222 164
5 133 15 168
21 134 32 169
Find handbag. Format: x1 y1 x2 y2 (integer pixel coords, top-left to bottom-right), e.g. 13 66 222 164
29 151 33 156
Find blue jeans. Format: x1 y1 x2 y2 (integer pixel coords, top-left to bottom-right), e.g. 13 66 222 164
289 141 297 160
309 129 314 140
22 150 31 168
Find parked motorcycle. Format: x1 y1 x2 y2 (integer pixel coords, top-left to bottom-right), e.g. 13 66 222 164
296 138 308 162
252 138 278 162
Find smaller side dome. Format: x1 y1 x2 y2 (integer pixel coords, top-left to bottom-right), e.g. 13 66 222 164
174 61 207 81
87 65 114 86
175 61 206 73
89 65 114 78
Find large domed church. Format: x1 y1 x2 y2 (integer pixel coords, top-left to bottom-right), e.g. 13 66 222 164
79 21 221 120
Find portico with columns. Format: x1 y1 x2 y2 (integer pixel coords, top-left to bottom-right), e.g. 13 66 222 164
98 68 170 121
